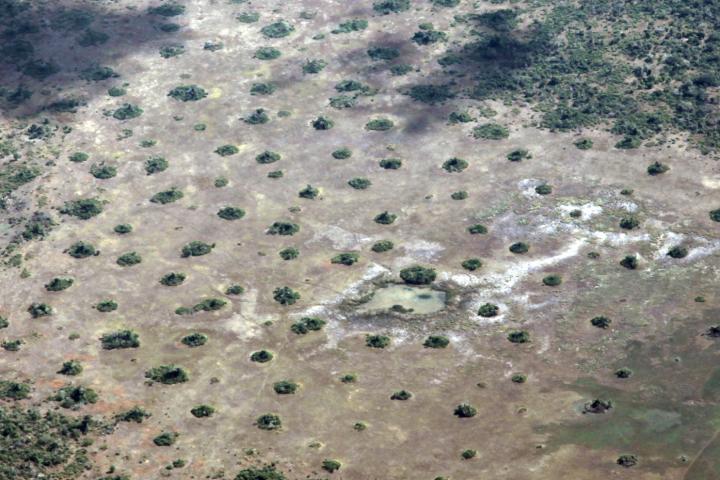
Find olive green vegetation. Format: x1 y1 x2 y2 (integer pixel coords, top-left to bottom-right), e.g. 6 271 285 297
181 241 214 257
145 156 168 175
256 413 282 430
279 247 299 260
160 272 186 286
379 158 402 169
372 240 394 252
190 405 215 418
101 330 140 349
52 385 98 408
374 211 397 225
273 380 298 395
291 317 326 335
60 199 103 219
400 265 437 285
181 333 208 347
273 287 300 305
45 277 74 292
217 207 245 220
462 258 482 271
66 241 97 258
150 187 183 204
331 252 359 265
424 335 450 348
167 85 207 102
145 365 189 384
268 221 299 235
95 300 118 312
116 251 141 267
366 334 390 348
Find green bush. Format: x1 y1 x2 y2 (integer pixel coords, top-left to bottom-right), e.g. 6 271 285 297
335 80 366 92
65 241 97 259
432 0 459 6
168 85 207 102
379 158 402 169
615 367 633 379
101 330 140 349
150 187 183 204
261 21 294 38
477 303 498 317
215 177 229 187
590 316 611 329
299 185 319 199
340 373 357 383
113 104 143 120
226 284 244 295
190 405 215 418
366 118 394 131
251 83 276 95
468 224 487 235
371 240 394 252
507 330 530 343
159 44 185 58
667 245 688 259
331 252 359 265
412 29 447 46
333 19 368 34
620 255 638 270
374 211 397 224
400 265 436 284
0 316 8 329
114 223 132 234
449 111 473 124
2 340 23 352
256 413 282 430
160 272 186 286
348 177 371 190
424 335 449 348
583 398 613 414
279 247 299 260
462 258 482 271
58 360 83 376
60 199 103 219
256 150 281 164
291 317 326 334
90 163 117 180
454 403 477 418
251 350 274 363
95 300 118 312
116 406 151 423
312 117 334 130
52 385 98 408
235 465 286 480
332 148 352 159
192 298 227 312
153 432 179 446
373 0 410 14
28 303 52 318
462 449 477 460
407 84 455 104
69 152 89 163
268 222 299 235
145 365 188 384
245 109 270 125
367 46 400 61
511 374 527 384
542 274 562 286
390 390 412 400
617 454 638 468
303 59 327 74
254 47 281 60
218 207 246 220
116 252 141 266
710 209 720 222
215 144 239 156
181 333 208 347
273 380 298 394
473 123 509 140
366 334 390 348
535 184 552 195
442 157 468 172
149 3 185 16
273 286 300 305
507 149 531 161
45 277 74 292
145 156 168 175
322 459 342 473
0 380 30 400
181 241 214 257
329 95 356 109
509 242 529 254
237 11 260 23
619 216 640 230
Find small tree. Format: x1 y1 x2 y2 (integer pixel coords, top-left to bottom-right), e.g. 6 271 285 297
190 405 215 417
400 265 436 284
509 242 529 254
467 224 487 234
322 460 342 473
331 253 359 265
181 241 214 257
145 365 188 384
153 432 179 446
453 403 477 418
101 330 140 349
590 316 611 329
181 333 208 347
116 252 142 266
45 277 74 292
256 413 282 430
507 330 530 343
66 241 97 258
366 334 390 348
542 274 562 286
462 258 482 271
390 390 412 400
298 185 319 199
372 240 394 252
267 222 299 235
58 360 83 376
423 335 449 348
442 157 468 173
273 380 298 394
477 303 499 317
217 207 246 220
160 272 186 286
273 286 300 305
251 350 274 363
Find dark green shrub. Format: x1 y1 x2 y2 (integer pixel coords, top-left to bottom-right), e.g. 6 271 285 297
251 350 274 363
117 252 141 267
542 274 562 286
66 241 97 259
168 85 207 102
372 240 394 252
58 360 83 376
190 405 215 418
335 80 368 93
366 118 394 131
468 224 487 235
329 95 357 109
101 330 139 349
95 300 118 312
400 265 436 284
511 374 527 383
45 277 74 292
462 449 477 460
113 104 143 120
153 432 179 446
0 381 30 400
574 138 593 150
273 380 298 394
299 185 319 199
340 373 357 383
379 158 402 169
60 199 103 219
620 255 638 270
507 330 530 343
449 111 473 124
160 272 186 286
215 177 229 187
332 148 352 159
507 149 531 161
366 334 390 348
710 209 720 222
192 298 226 312
348 177 371 190
181 241 214 257
150 187 183 204
69 152 89 162
0 317 8 329
145 156 168 175
261 21 294 38
615 367 633 379
333 19 368 34
442 157 468 172
251 83 276 95
617 454 638 468
215 144 239 156
2 340 23 351
373 0 410 14
291 317 326 334
312 116 334 130
424 335 449 348
407 84 454 104
390 390 412 400
245 109 270 125
374 211 397 224
477 303 498 317
279 247 299 260
254 47 281 60
509 242 529 254
160 23 181 32
667 246 688 259
116 406 151 423
367 46 401 61
77 29 109 47
237 11 260 23
454 403 477 418
473 123 509 140
390 64 413 75
28 303 52 318
432 0 459 6
451 191 468 200
647 161 669 175
619 216 640 230
114 223 133 234
268 222 299 235
52 385 98 408
145 365 188 384
303 59 327 74
462 258 482 271
256 150 281 164
273 286 300 305
590 316 611 329
22 60 60 80
412 29 447 45
322 460 341 473
149 3 185 16
535 184 552 195
90 163 116 180
331 252 359 265
256 413 282 430
159 44 185 58
235 465 286 480
226 284 244 295
218 207 246 220
583 398 613 414
182 333 208 347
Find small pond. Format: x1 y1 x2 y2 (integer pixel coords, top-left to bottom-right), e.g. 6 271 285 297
357 285 446 315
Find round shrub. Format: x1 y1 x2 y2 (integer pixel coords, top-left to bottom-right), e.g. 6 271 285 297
620 255 638 269
226 284 244 295
268 221 299 236
215 144 239 156
60 198 103 219
372 240 394 252
373 0 410 14
348 177 371 189
145 365 188 384
374 211 397 224
279 247 299 260
340 373 357 383
256 150 281 164
145 156 168 175
150 187 183 204
298 185 319 199
101 329 140 349
190 405 215 418
477 303 498 317
181 241 214 257
273 286 300 305
591 316 611 329
473 123 508 140
302 59 327 74
379 158 402 169
331 252 359 265
254 47 281 60
168 85 207 102
312 116 334 130
619 216 640 230
153 432 179 446
390 390 412 400
535 184 552 195
160 272 186 286
181 333 207 347
366 334 390 348
332 148 352 159
400 265 436 284
58 360 83 376
52 385 98 408
647 161 669 175
95 300 118 312
462 258 482 271
256 413 282 430
251 350 274 363
424 335 449 348
218 207 246 220
114 223 133 234
710 209 720 222
509 242 529 254
442 157 468 172
322 460 341 473
45 277 74 292
507 330 530 343
667 245 688 258
615 367 633 379
235 465 285 480
461 449 477 460
117 252 142 266
251 83 276 95
28 303 52 318
261 20 294 38
90 163 117 180
273 380 298 395
574 138 593 149
69 151 89 162
366 118 394 131
113 103 143 120
454 403 477 418
451 190 468 200
467 224 487 234
617 454 638 468
507 149 530 161
542 274 562 286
